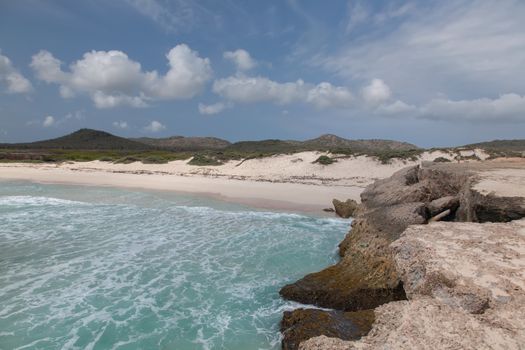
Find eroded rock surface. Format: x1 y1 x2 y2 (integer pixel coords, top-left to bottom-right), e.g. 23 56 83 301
332 199 359 218
300 220 525 350
281 308 374 350
281 161 525 348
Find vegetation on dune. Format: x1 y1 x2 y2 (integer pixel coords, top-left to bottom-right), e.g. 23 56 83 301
464 139 525 152
433 157 452 163
313 155 336 165
4 128 522 166
373 149 424 164
188 154 223 166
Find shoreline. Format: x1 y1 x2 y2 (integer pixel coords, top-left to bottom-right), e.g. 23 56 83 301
0 163 365 214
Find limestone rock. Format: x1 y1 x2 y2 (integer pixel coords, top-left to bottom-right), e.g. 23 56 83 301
392 220 525 313
283 162 525 349
332 199 358 218
300 220 525 350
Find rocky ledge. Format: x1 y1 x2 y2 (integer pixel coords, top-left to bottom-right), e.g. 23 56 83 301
280 161 525 349
301 219 525 349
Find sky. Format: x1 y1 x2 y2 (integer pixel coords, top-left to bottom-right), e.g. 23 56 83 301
0 0 524 147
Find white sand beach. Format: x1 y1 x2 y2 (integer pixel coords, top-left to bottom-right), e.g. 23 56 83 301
0 149 514 212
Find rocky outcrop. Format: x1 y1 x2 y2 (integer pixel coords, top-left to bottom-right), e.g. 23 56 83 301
332 199 358 218
280 165 461 311
281 308 374 350
280 162 525 348
300 219 525 350
427 195 459 217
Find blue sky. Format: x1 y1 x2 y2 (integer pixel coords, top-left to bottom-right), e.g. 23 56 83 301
0 0 524 147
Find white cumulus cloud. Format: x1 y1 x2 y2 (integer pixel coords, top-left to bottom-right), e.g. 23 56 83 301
213 75 306 104
314 1 525 102
30 44 212 108
198 102 231 115
374 93 525 122
112 121 129 129
361 79 391 105
223 49 257 71
0 51 32 94
144 120 166 132
307 82 353 108
43 115 55 127
213 75 353 109
420 93 525 121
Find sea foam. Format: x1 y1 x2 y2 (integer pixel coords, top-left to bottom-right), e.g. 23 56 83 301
0 182 350 350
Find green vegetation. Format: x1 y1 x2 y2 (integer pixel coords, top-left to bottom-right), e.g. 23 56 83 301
373 149 424 164
460 154 481 161
464 139 525 152
433 156 452 162
313 155 336 165
188 154 223 166
0 149 191 164
0 129 430 164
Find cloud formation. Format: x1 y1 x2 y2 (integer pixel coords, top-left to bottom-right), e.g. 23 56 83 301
315 1 525 103
144 120 166 132
124 0 198 33
43 115 55 127
0 52 32 94
223 49 257 71
420 94 525 121
213 75 353 108
112 121 129 129
362 79 391 105
198 102 231 115
30 44 212 108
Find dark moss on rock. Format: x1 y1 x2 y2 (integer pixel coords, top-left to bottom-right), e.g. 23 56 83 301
280 308 375 350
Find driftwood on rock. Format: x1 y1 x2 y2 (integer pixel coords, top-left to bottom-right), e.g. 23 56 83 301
428 209 451 222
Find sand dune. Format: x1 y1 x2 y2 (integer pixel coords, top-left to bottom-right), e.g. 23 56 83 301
0 149 506 212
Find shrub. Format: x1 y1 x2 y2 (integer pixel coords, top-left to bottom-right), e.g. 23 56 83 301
188 154 222 166
314 155 336 165
374 149 423 164
114 156 140 164
142 156 169 164
433 157 451 163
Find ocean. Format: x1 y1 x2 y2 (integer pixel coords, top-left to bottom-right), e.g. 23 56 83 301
0 181 349 350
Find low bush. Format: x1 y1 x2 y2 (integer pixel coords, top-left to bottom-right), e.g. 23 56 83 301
314 155 336 165
188 154 222 166
142 156 169 164
374 149 423 164
114 156 141 164
433 157 451 162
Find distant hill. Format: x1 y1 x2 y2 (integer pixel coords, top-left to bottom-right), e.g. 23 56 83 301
225 134 420 154
303 134 420 152
0 129 421 154
464 139 525 152
1 129 152 150
132 136 231 151
226 139 302 153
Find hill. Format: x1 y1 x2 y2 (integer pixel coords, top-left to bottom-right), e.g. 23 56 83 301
303 134 420 152
1 129 152 150
226 139 302 153
132 136 231 151
225 134 420 155
464 139 525 152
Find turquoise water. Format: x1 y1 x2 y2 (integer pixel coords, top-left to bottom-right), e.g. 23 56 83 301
0 181 350 350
